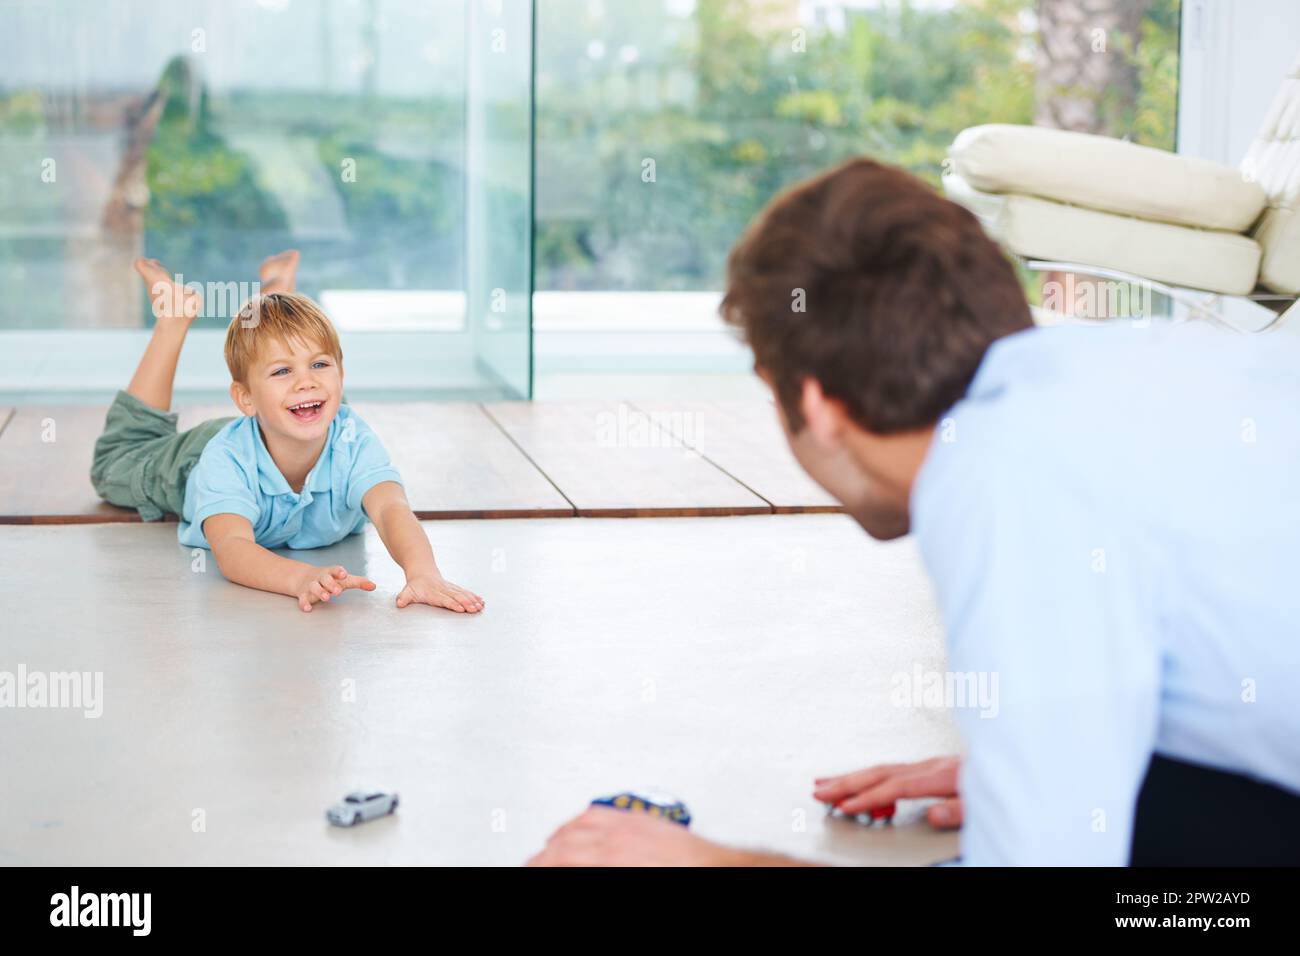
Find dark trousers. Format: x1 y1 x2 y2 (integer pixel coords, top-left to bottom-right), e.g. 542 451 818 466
1131 754 1300 866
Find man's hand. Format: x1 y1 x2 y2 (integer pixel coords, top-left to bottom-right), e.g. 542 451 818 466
396 572 484 613
527 807 739 867
814 755 963 829
294 564 377 613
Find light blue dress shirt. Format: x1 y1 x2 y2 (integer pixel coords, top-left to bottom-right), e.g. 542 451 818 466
178 404 402 550
911 322 1300 865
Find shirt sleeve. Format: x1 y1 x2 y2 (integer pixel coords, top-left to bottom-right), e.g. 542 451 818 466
343 416 403 511
181 444 262 548
917 431 1163 865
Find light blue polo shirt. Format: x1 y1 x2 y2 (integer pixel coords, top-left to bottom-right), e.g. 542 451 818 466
911 322 1300 866
178 404 402 550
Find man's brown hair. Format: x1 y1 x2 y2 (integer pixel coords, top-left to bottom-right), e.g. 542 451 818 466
224 292 343 383
721 157 1032 433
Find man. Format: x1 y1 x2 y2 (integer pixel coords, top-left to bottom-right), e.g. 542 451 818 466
529 159 1300 866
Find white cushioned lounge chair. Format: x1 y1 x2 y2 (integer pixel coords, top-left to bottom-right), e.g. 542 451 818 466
943 48 1300 330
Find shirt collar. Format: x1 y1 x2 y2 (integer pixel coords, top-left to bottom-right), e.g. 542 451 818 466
964 325 1037 401
908 327 1037 521
251 414 337 497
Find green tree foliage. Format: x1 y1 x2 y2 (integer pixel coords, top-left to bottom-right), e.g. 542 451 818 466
138 56 464 326
2 0 1181 319
535 0 1179 291
144 56 290 295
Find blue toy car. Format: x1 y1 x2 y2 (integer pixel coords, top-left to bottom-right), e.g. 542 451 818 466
591 790 691 826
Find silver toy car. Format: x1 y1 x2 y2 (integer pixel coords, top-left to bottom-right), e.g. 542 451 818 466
327 790 399 827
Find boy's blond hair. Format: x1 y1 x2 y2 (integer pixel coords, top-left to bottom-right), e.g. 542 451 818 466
225 292 343 383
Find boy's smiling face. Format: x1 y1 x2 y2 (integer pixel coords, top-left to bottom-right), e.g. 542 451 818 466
230 335 343 447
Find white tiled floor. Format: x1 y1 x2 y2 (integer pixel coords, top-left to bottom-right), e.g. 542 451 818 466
0 514 959 865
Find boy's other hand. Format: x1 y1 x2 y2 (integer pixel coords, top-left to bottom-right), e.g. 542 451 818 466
134 257 201 323
813 755 963 829
396 573 485 614
296 564 377 613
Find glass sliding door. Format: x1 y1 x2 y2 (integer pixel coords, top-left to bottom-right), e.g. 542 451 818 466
465 0 535 399
0 0 533 402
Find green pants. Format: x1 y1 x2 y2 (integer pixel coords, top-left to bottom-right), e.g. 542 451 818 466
91 390 234 522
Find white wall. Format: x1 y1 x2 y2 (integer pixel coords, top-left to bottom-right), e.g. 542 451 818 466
1177 0 1299 331
1178 0 1300 163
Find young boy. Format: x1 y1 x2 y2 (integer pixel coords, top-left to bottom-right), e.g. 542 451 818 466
91 252 485 616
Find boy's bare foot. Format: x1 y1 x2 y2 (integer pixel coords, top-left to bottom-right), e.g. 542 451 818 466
128 256 201 410
135 257 200 323
259 249 300 294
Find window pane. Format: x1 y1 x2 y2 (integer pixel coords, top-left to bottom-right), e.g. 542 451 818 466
533 0 1182 378
466 0 535 399
0 0 532 401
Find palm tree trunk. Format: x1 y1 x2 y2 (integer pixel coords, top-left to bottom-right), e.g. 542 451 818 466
1035 0 1154 318
1035 0 1153 136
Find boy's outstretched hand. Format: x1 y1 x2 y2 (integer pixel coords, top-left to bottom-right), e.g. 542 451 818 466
296 564 377 613
397 573 485 614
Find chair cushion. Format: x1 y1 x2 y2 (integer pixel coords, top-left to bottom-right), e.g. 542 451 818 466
943 175 1262 296
1243 50 1300 294
950 124 1268 234
1255 207 1300 294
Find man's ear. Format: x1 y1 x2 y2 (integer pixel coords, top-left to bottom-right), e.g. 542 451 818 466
229 381 255 417
799 377 850 448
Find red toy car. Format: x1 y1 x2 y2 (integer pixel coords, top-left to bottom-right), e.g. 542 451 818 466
826 800 896 824
867 802 897 822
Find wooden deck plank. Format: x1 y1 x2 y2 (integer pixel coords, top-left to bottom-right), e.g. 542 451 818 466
0 404 231 524
0 405 136 523
350 402 574 519
633 400 842 513
0 401 828 522
483 401 772 516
